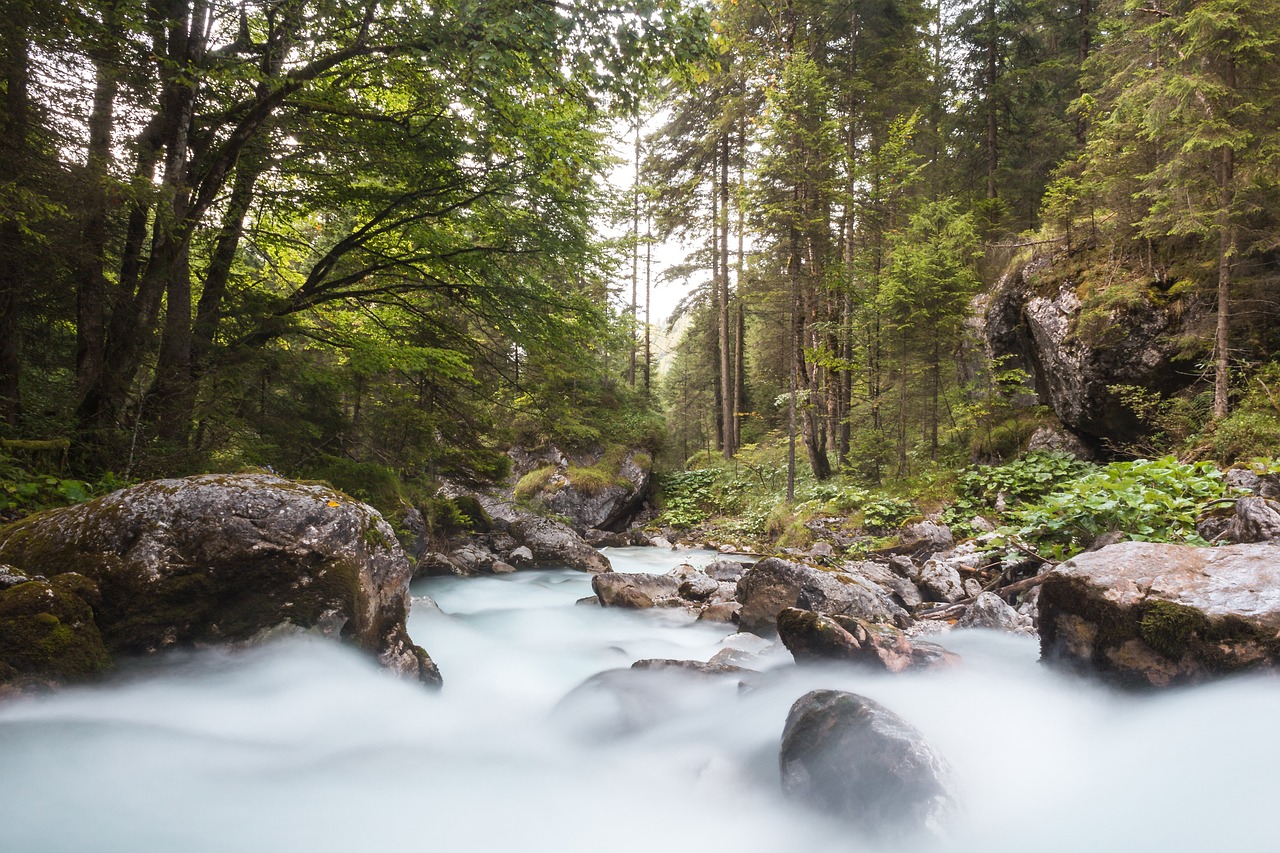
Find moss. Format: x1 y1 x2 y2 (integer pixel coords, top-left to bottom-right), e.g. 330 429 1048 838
514 465 558 500
363 523 393 551
1138 600 1209 661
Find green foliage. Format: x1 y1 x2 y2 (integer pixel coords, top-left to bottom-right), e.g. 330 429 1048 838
655 468 718 529
1003 456 1226 559
1209 410 1280 462
0 451 124 519
945 451 1093 534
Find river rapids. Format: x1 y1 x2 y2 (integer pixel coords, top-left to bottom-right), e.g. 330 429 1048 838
2 546 1277 851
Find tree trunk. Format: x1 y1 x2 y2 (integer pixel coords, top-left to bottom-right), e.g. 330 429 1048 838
0 13 29 427
1214 148 1235 420
75 3 122 402
80 0 205 437
718 132 733 459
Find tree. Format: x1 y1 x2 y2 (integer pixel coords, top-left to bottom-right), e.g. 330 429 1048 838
1082 0 1280 418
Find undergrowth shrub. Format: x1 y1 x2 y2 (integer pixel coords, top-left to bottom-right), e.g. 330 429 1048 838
1001 456 1226 559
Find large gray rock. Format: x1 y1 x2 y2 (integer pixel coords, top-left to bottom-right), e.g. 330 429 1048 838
898 521 954 560
984 254 1204 446
777 608 959 672
592 572 681 608
780 690 958 839
1039 541 1280 687
509 516 611 573
1221 497 1280 544
735 558 910 634
0 474 441 689
917 558 966 603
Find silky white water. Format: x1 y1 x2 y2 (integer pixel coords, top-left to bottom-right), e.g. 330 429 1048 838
2 545 1277 852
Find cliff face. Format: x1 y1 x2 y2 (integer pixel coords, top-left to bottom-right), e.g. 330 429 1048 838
983 252 1209 450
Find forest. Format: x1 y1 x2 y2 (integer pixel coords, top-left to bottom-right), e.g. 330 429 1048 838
1 0 1279 523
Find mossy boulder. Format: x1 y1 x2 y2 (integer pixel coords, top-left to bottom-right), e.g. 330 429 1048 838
504 443 653 531
1039 541 1280 687
0 474 441 691
0 573 111 692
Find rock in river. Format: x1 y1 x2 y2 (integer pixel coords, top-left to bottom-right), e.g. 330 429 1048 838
0 474 441 691
777 608 958 672
736 558 910 634
780 690 958 840
1039 541 1280 687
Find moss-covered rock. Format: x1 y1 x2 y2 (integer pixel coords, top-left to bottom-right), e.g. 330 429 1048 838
0 574 111 687
0 474 441 692
1039 541 1280 687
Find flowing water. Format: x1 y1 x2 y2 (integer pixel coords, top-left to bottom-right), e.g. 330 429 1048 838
2 546 1278 851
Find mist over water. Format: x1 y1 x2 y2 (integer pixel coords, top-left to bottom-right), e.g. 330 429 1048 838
2 546 1278 852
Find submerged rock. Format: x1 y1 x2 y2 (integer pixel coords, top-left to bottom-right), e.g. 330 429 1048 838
1039 541 1280 687
780 690 958 839
0 474 441 691
777 608 959 672
736 558 910 634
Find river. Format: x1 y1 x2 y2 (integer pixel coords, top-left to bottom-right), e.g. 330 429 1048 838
1 546 1277 851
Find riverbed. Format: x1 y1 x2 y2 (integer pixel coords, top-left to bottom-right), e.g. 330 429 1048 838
1 546 1277 851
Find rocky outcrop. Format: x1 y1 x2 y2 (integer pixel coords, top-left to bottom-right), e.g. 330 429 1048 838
0 474 441 691
984 253 1205 447
509 444 653 531
780 690 958 839
1039 541 1280 687
736 558 910 634
508 516 611 573
777 608 958 672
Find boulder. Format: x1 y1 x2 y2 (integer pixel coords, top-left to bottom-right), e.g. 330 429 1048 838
509 516 612 573
957 592 1034 634
537 448 652 531
1025 425 1096 459
736 558 910 634
508 545 534 565
585 528 629 548
592 572 681 608
0 474 440 690
842 560 924 610
897 521 954 560
917 558 966 603
777 608 959 672
704 558 751 582
447 542 497 575
490 560 517 574
780 690 958 839
677 572 720 602
0 572 111 690
1039 541 1280 687
1221 497 1280 544
698 602 741 623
